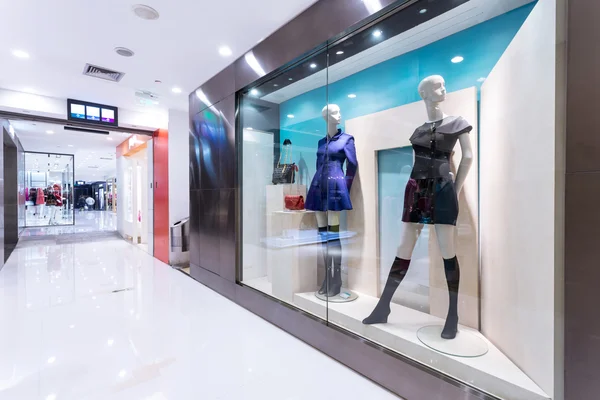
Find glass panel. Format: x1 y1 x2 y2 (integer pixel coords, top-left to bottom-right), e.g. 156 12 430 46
239 49 328 318
25 152 74 227
238 0 555 398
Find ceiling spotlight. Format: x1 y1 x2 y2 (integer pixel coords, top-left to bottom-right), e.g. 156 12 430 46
348 94 357 99
250 88 259 96
46 130 54 134
310 63 317 69
373 30 383 38
114 47 135 57
336 51 344 55
419 8 428 14
172 87 182 94
288 78 293 81
132 4 160 20
218 46 233 57
451 56 464 63
12 49 30 59
287 114 295 119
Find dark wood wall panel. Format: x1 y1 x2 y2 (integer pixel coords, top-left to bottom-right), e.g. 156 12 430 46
565 0 600 398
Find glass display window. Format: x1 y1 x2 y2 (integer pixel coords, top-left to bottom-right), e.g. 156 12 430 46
238 1 560 399
25 152 74 227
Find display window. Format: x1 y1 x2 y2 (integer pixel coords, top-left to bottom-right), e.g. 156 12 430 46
24 152 74 227
238 1 559 399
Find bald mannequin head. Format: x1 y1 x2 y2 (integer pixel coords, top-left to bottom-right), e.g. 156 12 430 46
322 104 342 136
418 75 447 103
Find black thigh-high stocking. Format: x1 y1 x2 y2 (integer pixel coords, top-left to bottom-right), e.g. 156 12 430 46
362 257 411 324
441 256 460 339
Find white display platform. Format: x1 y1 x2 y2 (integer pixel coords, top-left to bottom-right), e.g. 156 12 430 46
293 292 549 400
417 325 488 358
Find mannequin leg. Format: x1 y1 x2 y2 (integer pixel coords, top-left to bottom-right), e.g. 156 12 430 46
326 211 342 297
363 222 422 324
434 224 460 339
316 211 343 297
316 212 328 294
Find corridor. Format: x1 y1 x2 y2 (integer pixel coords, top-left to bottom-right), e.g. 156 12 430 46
0 238 400 400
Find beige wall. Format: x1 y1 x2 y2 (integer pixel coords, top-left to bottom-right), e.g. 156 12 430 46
479 0 563 397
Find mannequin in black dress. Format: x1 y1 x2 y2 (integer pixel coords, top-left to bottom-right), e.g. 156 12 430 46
362 75 474 339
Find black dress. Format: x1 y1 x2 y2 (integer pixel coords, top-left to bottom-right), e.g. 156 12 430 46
401 116 472 226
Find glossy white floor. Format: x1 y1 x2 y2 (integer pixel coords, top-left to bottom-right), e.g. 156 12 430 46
21 211 117 238
0 237 402 400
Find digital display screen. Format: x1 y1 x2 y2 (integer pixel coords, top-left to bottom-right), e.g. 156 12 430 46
70 104 86 120
101 108 115 123
86 106 100 121
67 99 118 126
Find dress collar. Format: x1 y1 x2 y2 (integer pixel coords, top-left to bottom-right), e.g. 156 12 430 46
326 129 343 141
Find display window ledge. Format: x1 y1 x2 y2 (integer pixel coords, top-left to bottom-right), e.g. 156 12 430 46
293 292 549 400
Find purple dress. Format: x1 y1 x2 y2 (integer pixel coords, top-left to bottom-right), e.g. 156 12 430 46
305 129 358 212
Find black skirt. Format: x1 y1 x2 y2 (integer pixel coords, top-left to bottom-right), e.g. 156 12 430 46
401 177 458 226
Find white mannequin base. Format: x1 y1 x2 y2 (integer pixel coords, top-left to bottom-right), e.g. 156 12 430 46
417 325 488 358
314 289 358 303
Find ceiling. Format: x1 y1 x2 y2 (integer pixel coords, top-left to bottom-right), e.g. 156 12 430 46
10 120 128 182
260 0 534 104
0 0 318 114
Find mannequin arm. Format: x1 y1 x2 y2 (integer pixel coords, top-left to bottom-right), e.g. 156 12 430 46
344 137 358 191
454 132 473 194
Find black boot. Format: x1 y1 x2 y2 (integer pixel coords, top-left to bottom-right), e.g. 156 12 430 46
441 256 460 339
325 228 342 297
363 257 411 324
317 227 329 295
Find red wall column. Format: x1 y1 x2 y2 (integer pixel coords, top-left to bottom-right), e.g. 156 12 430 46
153 129 169 264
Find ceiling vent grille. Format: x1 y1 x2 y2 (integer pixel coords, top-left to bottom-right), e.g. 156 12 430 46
83 64 125 82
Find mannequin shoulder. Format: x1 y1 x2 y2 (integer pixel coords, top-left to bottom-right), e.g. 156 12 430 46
440 116 472 135
340 132 355 143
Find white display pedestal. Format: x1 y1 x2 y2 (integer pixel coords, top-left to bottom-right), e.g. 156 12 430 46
265 184 317 302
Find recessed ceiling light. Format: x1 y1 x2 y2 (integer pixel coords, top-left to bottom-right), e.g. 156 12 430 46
46 130 54 134
107 137 113 141
348 94 357 99
12 49 30 59
114 47 135 57
218 46 233 57
451 56 464 63
373 30 383 38
287 114 295 119
419 8 428 14
336 51 344 55
172 87 182 94
47 356 56 364
68 145 74 147
273 84 279 87
477 77 486 82
46 394 57 400
310 63 317 69
288 78 293 81
250 89 259 96
132 4 160 20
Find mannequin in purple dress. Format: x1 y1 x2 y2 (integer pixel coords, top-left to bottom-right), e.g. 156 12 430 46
306 104 358 297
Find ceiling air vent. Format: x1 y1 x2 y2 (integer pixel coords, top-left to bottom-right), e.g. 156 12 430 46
83 63 125 82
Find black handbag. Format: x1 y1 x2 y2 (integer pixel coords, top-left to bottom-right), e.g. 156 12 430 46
272 141 296 185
